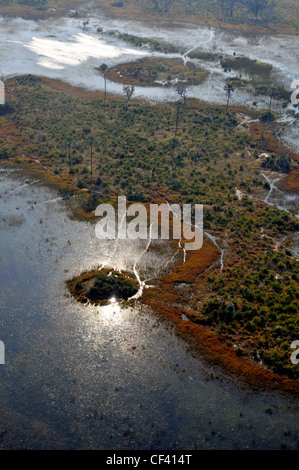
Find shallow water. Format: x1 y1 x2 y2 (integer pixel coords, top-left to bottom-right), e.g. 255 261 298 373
261 172 299 217
0 169 298 449
0 11 298 151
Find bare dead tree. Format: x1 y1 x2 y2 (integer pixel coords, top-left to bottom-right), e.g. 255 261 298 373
123 85 135 110
177 84 190 107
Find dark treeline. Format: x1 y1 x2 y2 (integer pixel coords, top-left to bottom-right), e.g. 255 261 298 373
0 0 48 6
146 0 276 22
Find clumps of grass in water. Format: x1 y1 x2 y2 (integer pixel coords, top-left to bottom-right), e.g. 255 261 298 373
188 50 220 61
113 32 182 54
253 83 290 103
227 77 249 88
221 56 272 77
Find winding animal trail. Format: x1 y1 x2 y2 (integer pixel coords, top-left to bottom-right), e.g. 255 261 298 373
182 30 214 66
130 224 153 299
204 230 225 271
261 172 282 203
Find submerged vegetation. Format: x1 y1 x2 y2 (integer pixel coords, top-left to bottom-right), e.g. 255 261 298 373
220 57 272 77
112 32 182 54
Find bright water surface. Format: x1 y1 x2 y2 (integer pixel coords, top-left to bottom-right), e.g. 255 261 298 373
0 169 298 449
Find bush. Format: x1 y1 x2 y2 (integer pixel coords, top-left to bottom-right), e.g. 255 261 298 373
86 272 138 301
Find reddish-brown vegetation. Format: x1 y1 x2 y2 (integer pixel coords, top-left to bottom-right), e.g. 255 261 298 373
278 169 299 194
142 241 299 395
250 121 299 162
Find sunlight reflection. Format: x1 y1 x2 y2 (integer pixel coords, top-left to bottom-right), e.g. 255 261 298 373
25 33 146 69
98 301 124 325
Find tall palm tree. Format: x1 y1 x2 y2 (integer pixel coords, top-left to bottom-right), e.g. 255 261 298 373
224 83 235 110
99 63 108 102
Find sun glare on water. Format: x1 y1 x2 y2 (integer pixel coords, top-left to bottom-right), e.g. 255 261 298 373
24 33 146 70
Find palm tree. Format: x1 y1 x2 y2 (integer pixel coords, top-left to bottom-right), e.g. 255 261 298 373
99 63 108 102
224 83 235 110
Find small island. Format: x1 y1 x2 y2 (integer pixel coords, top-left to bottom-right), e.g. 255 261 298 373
105 57 209 88
67 269 139 305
